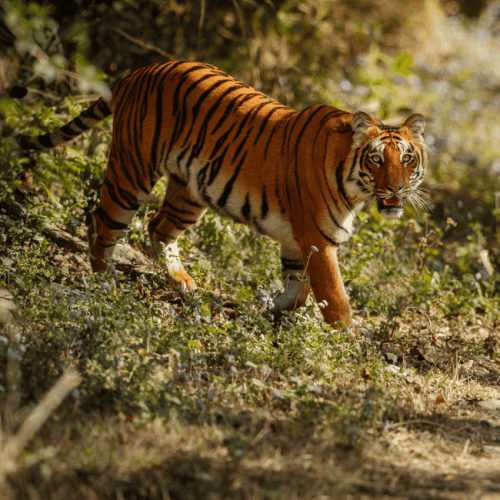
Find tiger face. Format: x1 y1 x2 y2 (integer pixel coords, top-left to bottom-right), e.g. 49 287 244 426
347 112 427 219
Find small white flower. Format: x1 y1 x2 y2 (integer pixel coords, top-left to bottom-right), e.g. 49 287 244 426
310 246 319 253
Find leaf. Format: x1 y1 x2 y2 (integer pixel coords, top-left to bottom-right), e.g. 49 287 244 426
394 52 414 76
188 339 202 349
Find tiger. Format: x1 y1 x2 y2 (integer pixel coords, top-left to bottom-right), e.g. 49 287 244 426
18 61 427 327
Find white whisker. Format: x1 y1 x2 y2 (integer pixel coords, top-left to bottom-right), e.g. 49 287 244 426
408 191 432 213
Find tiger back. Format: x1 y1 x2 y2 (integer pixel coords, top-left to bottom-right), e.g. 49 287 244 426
19 61 428 327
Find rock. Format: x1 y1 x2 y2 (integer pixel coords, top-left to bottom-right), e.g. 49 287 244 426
477 400 500 411
385 352 398 364
384 365 400 374
113 243 151 266
483 445 500 454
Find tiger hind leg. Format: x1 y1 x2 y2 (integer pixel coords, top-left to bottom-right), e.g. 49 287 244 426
87 177 146 273
271 244 311 317
148 175 206 292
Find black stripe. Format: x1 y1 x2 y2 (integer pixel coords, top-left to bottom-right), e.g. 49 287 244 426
263 120 280 160
261 186 269 218
247 100 274 129
176 147 190 167
199 84 245 137
172 65 210 115
241 193 251 220
335 160 354 211
230 128 252 164
96 98 112 117
170 173 188 187
73 116 88 130
231 104 254 144
96 207 128 231
347 147 362 182
172 72 217 146
183 79 229 139
312 109 344 150
211 92 247 134
293 106 326 207
60 124 82 137
281 258 303 271
161 211 196 229
38 133 54 149
149 227 175 243
217 151 248 208
281 112 299 157
214 93 259 135
311 216 341 246
112 77 150 194
208 145 229 185
95 239 116 249
83 104 101 121
184 148 198 178
317 175 349 234
209 125 234 160
150 81 164 168
182 196 203 208
103 179 141 211
162 198 195 216
253 106 281 146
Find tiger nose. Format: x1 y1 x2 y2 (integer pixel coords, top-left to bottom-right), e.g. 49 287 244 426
387 183 403 193
386 184 404 196
382 196 402 206
384 185 403 205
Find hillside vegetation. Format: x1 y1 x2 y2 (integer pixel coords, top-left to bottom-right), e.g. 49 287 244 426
1 1 500 498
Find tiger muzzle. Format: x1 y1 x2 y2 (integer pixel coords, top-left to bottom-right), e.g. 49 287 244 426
377 195 404 219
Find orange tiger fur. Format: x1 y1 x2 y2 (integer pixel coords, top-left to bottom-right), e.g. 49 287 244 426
19 61 428 327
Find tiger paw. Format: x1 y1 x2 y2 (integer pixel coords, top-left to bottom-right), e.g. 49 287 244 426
167 269 197 293
271 280 311 314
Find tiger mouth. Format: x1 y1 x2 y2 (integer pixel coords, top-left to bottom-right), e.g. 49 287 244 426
377 199 404 219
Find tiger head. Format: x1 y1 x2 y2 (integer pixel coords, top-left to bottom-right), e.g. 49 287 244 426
348 111 428 219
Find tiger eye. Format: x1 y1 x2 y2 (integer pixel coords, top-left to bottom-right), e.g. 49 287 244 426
371 155 381 163
403 154 412 162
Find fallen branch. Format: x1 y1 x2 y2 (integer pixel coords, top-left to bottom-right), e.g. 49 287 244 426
0 368 80 483
43 223 89 253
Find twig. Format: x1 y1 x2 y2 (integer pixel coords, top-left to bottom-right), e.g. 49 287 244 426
385 419 453 430
459 438 470 458
111 27 175 60
199 0 206 33
0 368 80 482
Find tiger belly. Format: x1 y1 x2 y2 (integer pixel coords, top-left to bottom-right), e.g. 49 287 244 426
165 150 295 246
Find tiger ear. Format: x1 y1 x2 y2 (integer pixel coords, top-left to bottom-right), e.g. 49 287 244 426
402 114 426 144
351 111 376 136
351 111 377 146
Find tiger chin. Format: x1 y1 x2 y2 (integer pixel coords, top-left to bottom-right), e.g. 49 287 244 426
18 61 428 328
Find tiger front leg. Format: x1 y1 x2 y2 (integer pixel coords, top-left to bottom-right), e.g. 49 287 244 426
271 244 311 317
148 177 207 293
297 240 353 328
